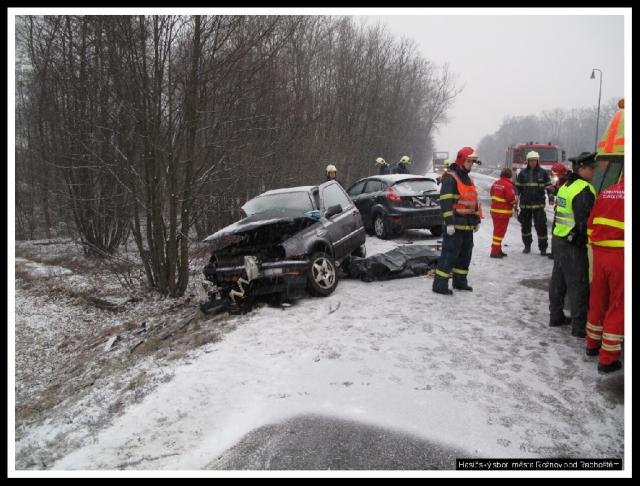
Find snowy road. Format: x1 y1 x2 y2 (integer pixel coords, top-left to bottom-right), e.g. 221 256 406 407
48 172 624 470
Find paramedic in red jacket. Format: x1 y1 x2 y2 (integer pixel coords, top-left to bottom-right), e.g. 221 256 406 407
585 178 624 373
489 168 516 258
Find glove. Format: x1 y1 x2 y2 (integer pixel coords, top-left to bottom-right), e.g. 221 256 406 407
446 224 455 236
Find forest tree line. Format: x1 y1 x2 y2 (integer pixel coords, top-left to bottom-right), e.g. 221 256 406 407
15 15 459 296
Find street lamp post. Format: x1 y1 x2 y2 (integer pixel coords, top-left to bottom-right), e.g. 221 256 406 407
590 68 603 152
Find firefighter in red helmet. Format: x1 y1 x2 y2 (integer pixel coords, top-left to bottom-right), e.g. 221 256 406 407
432 146 482 295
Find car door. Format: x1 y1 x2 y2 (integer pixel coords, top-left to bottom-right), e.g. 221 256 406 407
346 179 367 215
319 181 364 259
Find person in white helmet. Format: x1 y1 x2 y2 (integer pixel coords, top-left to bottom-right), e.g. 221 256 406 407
394 155 411 174
325 164 343 187
515 151 554 254
375 157 390 175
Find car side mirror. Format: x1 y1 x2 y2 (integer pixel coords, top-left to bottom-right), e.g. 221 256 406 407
325 204 343 219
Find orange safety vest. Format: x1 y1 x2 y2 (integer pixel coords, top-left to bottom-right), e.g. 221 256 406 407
445 170 481 217
588 179 624 250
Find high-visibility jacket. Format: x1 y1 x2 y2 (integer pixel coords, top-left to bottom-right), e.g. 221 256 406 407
553 177 596 238
588 179 624 250
439 166 481 231
489 176 516 218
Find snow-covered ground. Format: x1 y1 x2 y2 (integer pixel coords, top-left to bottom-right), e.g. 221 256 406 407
13 172 627 474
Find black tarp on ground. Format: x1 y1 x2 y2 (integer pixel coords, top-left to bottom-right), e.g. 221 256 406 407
343 244 440 282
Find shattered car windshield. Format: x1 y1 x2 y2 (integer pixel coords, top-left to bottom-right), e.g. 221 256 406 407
242 191 314 216
392 179 439 195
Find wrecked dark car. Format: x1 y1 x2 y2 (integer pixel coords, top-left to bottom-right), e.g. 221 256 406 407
201 181 366 313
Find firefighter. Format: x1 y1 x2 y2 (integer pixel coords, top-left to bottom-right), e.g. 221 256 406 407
375 157 391 175
489 167 516 258
515 151 554 255
547 162 571 260
325 164 342 186
548 151 597 337
395 155 411 174
585 178 624 372
432 146 482 295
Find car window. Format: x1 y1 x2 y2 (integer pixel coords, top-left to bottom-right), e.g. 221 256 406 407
393 179 439 195
322 183 353 211
364 180 384 193
347 180 366 197
242 191 314 216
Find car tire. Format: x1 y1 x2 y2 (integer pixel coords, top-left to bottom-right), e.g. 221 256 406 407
430 225 443 237
373 214 391 239
307 252 338 296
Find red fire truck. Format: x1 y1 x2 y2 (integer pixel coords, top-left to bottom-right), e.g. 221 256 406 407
505 142 567 180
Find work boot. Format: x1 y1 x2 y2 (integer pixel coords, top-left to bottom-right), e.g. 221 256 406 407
432 287 453 295
547 253 554 260
540 248 547 256
586 347 600 357
432 276 453 295
571 326 586 338
523 246 531 254
549 314 570 327
453 282 473 291
500 251 508 257
598 361 622 373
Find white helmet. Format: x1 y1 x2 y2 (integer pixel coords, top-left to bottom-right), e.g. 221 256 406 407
399 155 411 164
326 164 337 173
526 151 540 160
375 157 387 165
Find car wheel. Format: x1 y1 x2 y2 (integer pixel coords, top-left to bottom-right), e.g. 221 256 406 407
430 225 443 237
307 252 338 296
373 214 390 239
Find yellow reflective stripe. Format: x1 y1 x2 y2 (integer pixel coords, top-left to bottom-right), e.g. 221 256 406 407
519 182 547 187
490 208 513 214
442 210 453 218
522 232 531 237
592 217 624 230
439 194 459 200
436 269 451 278
538 235 548 240
587 322 604 331
587 229 593 235
592 240 624 248
586 331 602 340
521 204 545 209
452 268 468 275
601 343 622 352
453 225 475 230
602 333 624 341
493 236 503 242
491 196 507 202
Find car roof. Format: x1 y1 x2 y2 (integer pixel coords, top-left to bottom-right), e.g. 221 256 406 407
259 186 316 197
349 174 435 186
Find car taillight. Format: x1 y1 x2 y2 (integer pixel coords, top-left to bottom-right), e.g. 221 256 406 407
386 187 401 203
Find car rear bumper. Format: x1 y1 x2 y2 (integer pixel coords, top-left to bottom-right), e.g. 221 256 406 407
387 207 442 229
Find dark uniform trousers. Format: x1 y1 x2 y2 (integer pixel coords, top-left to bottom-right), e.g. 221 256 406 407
433 228 473 291
548 235 589 334
520 207 548 251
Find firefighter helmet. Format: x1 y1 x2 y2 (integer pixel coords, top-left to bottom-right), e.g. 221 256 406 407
399 155 411 164
443 159 452 167
326 164 337 173
551 162 568 175
375 157 387 165
526 151 540 160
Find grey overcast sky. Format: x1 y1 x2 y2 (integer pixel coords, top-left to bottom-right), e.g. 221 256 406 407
363 13 626 157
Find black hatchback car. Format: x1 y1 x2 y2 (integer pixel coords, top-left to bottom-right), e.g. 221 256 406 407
201 181 366 312
346 174 443 239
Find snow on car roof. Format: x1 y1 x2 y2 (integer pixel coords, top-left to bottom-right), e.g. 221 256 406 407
259 186 316 196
